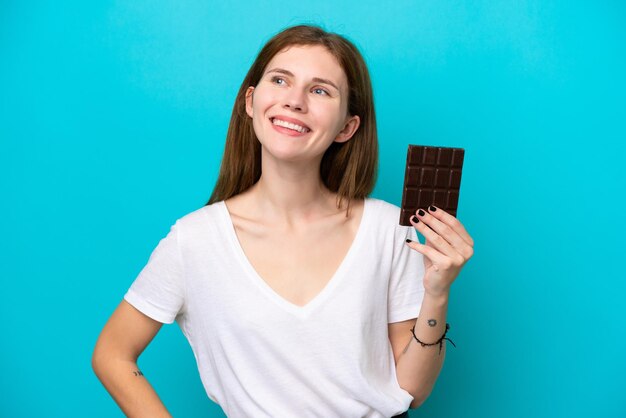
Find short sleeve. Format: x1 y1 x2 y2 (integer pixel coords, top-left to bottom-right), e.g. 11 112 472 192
124 220 185 324
388 224 425 323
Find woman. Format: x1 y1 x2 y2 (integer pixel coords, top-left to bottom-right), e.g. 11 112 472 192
92 24 474 417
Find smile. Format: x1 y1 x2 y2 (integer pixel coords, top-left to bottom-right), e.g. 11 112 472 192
270 117 311 134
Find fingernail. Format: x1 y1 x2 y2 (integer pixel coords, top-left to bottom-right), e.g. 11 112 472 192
418 209 426 216
410 215 419 223
406 239 412 243
429 205 437 212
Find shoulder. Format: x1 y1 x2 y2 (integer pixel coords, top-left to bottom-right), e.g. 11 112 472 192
170 201 226 240
365 197 415 242
365 197 401 224
175 202 218 225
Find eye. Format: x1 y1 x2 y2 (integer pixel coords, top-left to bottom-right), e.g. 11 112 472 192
313 87 330 96
270 76 286 85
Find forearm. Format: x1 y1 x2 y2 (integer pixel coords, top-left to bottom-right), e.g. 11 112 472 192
395 292 450 408
92 358 172 418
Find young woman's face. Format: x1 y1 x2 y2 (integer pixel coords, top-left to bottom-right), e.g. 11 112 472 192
245 44 360 163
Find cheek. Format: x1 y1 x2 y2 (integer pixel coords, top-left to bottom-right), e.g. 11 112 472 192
319 105 347 133
249 96 271 137
251 94 275 119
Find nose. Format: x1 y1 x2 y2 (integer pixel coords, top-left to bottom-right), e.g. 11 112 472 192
282 87 307 112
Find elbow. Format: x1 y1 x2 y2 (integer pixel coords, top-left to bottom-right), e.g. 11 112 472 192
91 345 106 377
408 397 425 409
91 340 118 378
398 377 434 409
408 388 432 409
91 336 138 377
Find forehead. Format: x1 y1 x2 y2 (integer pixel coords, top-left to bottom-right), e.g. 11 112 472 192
264 45 348 91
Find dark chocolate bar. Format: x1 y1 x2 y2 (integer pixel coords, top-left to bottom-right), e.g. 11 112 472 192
399 145 465 226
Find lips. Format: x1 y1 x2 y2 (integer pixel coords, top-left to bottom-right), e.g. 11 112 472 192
269 115 311 133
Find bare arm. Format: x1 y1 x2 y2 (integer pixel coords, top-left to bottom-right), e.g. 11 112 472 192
392 206 473 408
92 300 172 417
389 293 449 408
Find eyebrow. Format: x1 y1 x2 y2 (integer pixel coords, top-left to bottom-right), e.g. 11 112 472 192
265 68 341 92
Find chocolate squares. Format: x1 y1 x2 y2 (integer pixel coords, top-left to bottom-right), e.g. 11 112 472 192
399 145 465 226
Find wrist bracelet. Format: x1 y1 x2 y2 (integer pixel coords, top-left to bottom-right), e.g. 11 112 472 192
409 323 457 355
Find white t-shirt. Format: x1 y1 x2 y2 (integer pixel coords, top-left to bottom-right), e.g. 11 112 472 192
124 197 425 418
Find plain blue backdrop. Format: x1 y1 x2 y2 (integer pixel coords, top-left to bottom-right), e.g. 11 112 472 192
2 1 625 417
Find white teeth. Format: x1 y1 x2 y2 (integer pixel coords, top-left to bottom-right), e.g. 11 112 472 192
272 118 309 133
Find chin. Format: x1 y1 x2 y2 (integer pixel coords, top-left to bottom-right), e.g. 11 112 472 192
259 144 311 164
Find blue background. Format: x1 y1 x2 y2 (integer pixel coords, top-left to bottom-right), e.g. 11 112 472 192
2 1 625 417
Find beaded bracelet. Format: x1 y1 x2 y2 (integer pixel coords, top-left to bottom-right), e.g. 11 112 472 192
409 323 457 355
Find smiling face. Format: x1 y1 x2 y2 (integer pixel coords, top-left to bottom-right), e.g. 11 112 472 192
245 44 360 163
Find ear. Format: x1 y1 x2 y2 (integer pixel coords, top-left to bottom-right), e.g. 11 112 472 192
245 86 255 118
334 115 361 143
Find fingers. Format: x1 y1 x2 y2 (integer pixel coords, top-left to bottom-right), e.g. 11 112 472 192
404 238 447 270
426 205 474 247
409 212 458 259
410 206 474 263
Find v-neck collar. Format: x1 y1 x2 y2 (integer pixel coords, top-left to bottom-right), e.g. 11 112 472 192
215 197 372 319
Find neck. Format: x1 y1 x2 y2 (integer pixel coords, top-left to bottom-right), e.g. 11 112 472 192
246 155 338 225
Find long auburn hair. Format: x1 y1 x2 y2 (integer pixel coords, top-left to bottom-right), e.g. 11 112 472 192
206 24 378 216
